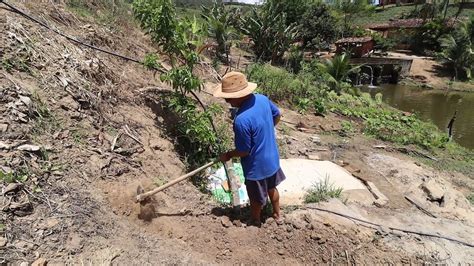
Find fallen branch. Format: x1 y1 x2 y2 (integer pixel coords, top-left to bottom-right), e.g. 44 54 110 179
110 132 122 152
122 125 143 146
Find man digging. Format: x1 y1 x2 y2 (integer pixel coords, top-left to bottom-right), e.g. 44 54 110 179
214 71 286 226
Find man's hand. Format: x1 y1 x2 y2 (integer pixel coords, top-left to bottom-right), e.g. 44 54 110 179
219 150 249 162
219 152 231 162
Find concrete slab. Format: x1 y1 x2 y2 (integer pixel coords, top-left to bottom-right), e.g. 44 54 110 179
278 159 373 205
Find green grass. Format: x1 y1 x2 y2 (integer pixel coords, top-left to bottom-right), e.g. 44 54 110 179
354 5 474 26
304 176 343 203
468 193 474 205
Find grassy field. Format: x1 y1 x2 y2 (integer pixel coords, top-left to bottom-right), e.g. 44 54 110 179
354 4 474 26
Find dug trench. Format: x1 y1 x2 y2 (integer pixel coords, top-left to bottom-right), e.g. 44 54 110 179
1 1 473 264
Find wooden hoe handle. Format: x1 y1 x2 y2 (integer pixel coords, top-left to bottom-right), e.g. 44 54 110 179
136 160 218 202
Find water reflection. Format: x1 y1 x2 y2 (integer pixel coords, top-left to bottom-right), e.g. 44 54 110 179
362 85 474 149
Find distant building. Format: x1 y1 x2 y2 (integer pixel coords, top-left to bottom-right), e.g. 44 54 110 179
335 37 374 58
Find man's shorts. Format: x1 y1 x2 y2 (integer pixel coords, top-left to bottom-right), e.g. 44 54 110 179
245 168 286 205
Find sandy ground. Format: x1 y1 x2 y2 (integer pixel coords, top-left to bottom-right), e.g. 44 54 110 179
1 1 473 264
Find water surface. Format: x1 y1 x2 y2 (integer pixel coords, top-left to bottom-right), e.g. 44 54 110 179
362 85 474 149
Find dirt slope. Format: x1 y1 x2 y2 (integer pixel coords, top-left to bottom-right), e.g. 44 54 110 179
1 1 473 264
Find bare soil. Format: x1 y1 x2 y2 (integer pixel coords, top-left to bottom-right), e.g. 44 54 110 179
1 1 473 264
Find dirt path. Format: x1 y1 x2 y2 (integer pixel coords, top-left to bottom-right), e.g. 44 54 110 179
1 1 473 264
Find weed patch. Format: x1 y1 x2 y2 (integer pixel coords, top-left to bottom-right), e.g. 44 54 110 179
304 176 343 203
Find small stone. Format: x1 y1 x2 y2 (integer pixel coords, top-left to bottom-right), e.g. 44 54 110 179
0 237 7 247
310 136 321 144
0 124 8 133
307 154 321 160
0 142 9 150
20 262 28 266
277 249 285 255
221 217 232 228
323 222 331 227
310 233 321 241
421 180 444 201
4 183 22 194
276 235 283 242
318 238 327 244
31 258 47 266
17 144 41 152
19 96 32 107
232 220 242 227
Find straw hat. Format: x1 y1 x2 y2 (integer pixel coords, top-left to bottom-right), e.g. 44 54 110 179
213 71 257 98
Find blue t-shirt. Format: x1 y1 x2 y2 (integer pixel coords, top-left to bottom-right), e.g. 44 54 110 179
234 94 280 181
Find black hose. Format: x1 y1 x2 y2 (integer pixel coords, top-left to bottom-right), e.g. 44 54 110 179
306 206 474 248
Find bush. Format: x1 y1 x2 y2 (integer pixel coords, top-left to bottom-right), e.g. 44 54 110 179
304 176 343 203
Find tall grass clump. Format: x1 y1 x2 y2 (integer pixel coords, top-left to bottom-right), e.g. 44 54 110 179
304 176 343 203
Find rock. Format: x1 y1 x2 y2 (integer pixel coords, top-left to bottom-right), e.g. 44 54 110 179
4 183 22 194
19 96 32 108
0 124 8 133
31 258 47 266
310 233 321 241
17 144 41 152
277 249 285 255
421 180 444 201
221 217 232 228
232 220 242 227
318 238 327 244
307 154 321 160
276 235 284 242
0 237 7 247
59 96 80 111
310 135 321 144
373 144 387 149
0 142 9 150
20 262 28 266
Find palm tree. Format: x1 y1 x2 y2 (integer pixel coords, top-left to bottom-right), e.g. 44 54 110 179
317 53 360 93
439 19 474 80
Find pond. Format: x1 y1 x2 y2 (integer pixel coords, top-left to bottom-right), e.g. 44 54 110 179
362 85 474 150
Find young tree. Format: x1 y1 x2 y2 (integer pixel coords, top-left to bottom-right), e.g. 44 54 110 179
297 3 341 50
201 1 236 64
335 0 374 34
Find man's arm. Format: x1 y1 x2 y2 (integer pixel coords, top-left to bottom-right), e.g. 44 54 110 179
269 99 281 126
219 150 249 162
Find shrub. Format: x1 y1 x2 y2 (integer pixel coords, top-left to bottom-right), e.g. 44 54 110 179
304 176 343 203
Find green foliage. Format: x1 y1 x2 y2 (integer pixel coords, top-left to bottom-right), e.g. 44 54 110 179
166 93 229 167
201 1 236 63
142 53 160 70
334 0 375 31
304 176 343 203
411 18 451 55
317 53 360 94
340 120 354 135
327 92 449 149
66 0 134 26
468 193 474 205
0 169 28 184
286 45 304 73
240 3 297 63
160 66 202 95
297 3 341 50
438 17 474 80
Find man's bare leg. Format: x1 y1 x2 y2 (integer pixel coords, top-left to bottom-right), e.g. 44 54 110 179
268 188 281 221
249 200 262 225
